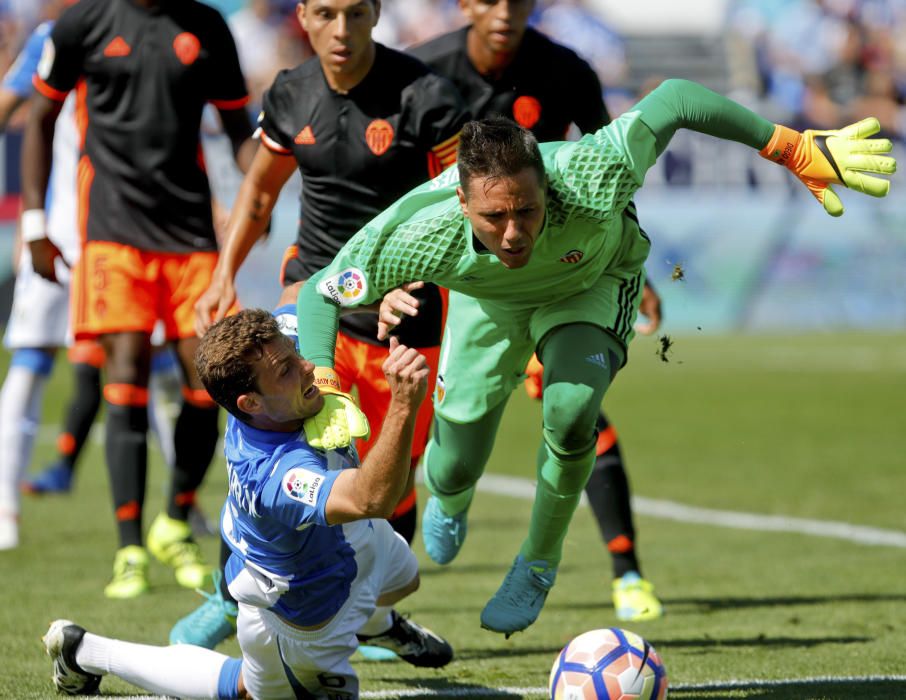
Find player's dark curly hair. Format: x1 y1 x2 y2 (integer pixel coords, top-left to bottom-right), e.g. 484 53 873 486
195 309 283 423
457 116 544 196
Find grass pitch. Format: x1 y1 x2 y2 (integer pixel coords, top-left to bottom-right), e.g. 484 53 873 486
3 332 905 699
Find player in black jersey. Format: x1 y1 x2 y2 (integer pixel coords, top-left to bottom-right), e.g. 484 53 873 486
183 0 469 651
410 0 665 622
23 0 256 599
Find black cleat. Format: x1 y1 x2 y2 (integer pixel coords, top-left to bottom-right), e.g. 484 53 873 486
43 619 102 695
357 610 453 668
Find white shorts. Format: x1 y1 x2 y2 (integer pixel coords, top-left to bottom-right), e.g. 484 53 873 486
236 519 418 700
3 246 72 349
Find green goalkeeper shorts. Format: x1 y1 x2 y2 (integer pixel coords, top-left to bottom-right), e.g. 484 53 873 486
434 258 647 424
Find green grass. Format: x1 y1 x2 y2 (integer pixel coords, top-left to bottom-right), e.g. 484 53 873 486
3 332 906 699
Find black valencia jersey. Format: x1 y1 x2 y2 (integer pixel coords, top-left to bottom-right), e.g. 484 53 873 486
35 0 249 253
410 26 609 140
258 44 468 346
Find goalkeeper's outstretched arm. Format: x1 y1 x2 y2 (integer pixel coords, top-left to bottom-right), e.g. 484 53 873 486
633 79 896 216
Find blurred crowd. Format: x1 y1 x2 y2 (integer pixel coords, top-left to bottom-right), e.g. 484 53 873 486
727 0 906 138
0 0 902 139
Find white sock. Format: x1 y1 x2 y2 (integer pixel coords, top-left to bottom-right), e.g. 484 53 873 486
76 632 233 699
0 362 49 513
359 605 393 636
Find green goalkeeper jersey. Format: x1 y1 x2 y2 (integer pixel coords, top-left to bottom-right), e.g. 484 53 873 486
298 79 777 366
300 111 656 365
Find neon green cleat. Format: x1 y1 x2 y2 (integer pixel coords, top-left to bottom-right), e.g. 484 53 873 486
147 512 212 590
104 545 150 599
612 572 664 621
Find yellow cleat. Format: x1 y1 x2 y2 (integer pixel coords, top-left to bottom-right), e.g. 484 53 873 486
104 545 150 599
612 572 664 622
147 513 212 590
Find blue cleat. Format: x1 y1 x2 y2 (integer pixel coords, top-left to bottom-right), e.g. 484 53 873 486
169 571 238 648
480 555 557 636
421 496 468 565
22 462 73 495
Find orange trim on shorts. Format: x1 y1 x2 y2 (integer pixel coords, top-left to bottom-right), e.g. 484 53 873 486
174 491 197 507
57 433 77 457
390 486 417 519
67 340 106 368
607 534 634 554
103 383 149 407
595 425 618 456
32 75 68 102
181 386 217 409
280 245 299 287
116 500 141 521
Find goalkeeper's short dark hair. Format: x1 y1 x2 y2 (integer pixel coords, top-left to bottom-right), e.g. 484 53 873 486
195 308 283 423
457 116 544 196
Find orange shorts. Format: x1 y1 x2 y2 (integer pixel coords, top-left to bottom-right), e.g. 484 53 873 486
335 331 440 463
72 240 230 341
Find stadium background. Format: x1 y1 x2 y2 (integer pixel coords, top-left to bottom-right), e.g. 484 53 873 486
0 0 903 332
0 2 904 697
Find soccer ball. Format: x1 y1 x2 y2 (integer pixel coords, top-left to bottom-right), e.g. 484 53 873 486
549 628 668 700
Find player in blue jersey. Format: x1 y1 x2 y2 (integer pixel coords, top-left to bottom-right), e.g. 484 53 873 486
41 307 453 699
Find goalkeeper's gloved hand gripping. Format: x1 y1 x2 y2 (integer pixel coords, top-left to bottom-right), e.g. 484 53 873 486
303 367 370 451
760 117 896 217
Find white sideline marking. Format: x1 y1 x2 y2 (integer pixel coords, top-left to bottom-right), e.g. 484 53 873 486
357 675 906 697
477 473 906 549
120 675 906 700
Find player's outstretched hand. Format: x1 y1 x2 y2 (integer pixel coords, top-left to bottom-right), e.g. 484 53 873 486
634 280 662 336
194 274 237 337
760 118 896 217
377 281 425 341
383 336 429 410
29 238 68 285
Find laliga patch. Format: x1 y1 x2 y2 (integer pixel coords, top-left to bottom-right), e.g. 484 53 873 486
283 468 324 507
317 268 368 307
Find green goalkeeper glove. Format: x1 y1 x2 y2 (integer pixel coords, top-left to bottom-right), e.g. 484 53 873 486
303 392 371 451
303 367 370 450
760 118 896 217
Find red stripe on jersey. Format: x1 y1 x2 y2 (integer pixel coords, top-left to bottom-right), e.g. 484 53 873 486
33 76 69 102
210 95 250 110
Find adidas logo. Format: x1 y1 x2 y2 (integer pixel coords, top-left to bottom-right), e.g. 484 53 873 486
585 353 608 369
294 125 316 145
103 36 131 57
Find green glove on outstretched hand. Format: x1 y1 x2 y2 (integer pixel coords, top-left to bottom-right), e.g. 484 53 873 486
760 118 897 217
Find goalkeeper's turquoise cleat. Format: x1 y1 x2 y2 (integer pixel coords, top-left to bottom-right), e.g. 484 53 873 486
355 645 399 662
480 555 557 636
612 571 664 621
422 496 468 565
169 570 238 648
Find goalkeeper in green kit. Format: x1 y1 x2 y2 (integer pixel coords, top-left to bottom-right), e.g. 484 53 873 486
297 79 895 635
